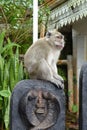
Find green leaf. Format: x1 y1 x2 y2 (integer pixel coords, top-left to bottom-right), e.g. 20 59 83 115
3 62 10 90
68 90 72 97
0 90 11 98
0 97 3 101
0 56 4 86
0 31 5 53
4 97 10 129
1 39 20 55
18 61 24 80
72 104 78 113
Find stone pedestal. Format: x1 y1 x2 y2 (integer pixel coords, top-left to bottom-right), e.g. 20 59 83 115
79 63 87 130
10 79 65 130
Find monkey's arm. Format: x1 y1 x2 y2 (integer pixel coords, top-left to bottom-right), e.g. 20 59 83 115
44 58 64 89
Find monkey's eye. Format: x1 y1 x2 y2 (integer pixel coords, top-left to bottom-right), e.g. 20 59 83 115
46 31 51 38
56 35 63 39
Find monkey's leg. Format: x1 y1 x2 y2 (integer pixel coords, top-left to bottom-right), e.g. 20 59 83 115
35 59 63 88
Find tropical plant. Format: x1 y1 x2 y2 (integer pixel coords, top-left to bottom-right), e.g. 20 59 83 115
0 31 28 130
0 0 33 53
0 0 50 53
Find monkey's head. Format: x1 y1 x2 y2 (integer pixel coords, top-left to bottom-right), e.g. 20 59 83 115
46 30 65 50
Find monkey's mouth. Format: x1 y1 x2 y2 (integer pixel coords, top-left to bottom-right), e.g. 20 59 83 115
55 42 64 50
56 44 64 49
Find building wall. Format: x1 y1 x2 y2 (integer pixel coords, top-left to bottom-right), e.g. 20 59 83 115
72 17 87 87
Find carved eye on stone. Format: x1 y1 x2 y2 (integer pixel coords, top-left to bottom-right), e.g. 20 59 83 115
28 95 35 101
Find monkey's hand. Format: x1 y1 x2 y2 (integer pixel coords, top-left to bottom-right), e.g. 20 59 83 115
53 75 64 89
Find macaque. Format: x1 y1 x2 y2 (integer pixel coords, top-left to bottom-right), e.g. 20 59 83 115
24 30 65 89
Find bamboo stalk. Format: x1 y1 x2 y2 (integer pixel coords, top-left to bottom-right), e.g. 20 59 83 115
67 55 74 111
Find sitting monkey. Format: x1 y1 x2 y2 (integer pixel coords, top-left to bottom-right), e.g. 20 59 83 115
24 30 65 89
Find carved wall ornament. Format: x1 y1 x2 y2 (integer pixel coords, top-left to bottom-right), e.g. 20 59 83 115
18 89 60 130
10 79 65 130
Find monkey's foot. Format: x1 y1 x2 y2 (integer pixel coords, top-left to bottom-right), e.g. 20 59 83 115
51 78 64 89
52 75 64 89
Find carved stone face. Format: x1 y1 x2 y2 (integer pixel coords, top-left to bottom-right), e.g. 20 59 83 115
18 89 60 130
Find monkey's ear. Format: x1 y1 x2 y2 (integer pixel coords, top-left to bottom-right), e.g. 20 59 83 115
46 31 52 38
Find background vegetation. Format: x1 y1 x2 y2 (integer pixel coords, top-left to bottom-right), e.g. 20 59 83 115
0 31 28 130
0 0 50 53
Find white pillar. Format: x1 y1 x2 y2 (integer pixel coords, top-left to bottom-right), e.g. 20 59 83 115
33 0 38 43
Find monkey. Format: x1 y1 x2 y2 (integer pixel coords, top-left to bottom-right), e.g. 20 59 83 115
24 30 65 89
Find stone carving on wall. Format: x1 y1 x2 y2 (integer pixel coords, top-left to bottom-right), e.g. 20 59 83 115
19 89 60 130
10 79 65 130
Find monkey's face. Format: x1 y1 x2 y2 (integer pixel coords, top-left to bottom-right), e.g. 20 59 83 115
46 30 65 50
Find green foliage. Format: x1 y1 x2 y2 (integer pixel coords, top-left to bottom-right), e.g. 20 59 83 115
73 74 77 85
0 0 50 53
58 65 67 81
39 5 50 24
0 0 33 53
68 90 72 97
0 31 28 129
0 90 11 98
72 104 78 113
68 90 79 113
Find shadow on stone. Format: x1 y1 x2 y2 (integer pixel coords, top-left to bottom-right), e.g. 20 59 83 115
79 63 87 130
